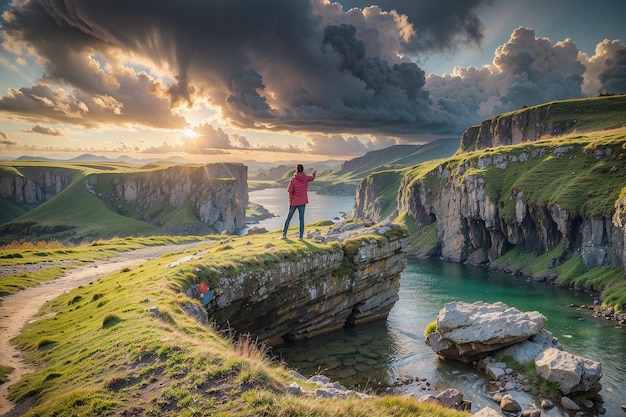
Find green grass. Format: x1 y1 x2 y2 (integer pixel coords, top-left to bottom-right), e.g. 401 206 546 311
0 236 207 299
539 95 626 133
2 234 467 417
315 138 459 193
0 162 239 244
395 211 439 255
0 364 13 384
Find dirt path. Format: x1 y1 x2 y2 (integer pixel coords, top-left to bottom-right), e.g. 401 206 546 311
0 241 209 416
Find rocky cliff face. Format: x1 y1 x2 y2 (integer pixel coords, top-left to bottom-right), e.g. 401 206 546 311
353 139 626 273
190 223 410 345
395 148 625 270
459 104 577 152
0 170 73 207
0 163 248 235
87 164 248 234
352 171 402 221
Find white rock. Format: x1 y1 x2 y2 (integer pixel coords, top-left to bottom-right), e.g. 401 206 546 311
472 407 502 417
427 301 546 361
504 381 516 391
486 363 506 380
535 348 602 394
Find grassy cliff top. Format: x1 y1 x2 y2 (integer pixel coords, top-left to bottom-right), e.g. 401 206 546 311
0 162 244 244
0 233 467 417
476 94 626 135
406 128 626 219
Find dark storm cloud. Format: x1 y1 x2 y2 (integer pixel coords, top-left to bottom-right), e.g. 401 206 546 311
1 0 623 142
0 0 460 135
335 0 493 53
599 49 626 94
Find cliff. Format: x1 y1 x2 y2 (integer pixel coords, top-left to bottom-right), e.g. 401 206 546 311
396 138 626 270
460 95 626 152
184 222 410 344
86 164 248 233
0 162 248 241
352 118 626 291
0 169 74 207
459 104 575 153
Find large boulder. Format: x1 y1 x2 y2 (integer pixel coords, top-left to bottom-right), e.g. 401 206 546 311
425 301 546 362
535 347 602 395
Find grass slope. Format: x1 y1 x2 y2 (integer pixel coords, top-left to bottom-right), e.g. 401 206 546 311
1 234 468 417
309 138 459 193
0 163 220 244
522 94 626 133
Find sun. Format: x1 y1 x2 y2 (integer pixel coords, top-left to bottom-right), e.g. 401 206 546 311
182 127 199 138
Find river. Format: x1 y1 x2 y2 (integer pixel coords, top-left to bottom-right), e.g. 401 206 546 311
245 187 355 234
248 188 626 416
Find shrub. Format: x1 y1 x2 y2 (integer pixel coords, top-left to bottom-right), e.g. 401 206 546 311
423 320 437 337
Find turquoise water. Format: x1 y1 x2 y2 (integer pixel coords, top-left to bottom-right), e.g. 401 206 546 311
249 189 626 415
275 258 626 415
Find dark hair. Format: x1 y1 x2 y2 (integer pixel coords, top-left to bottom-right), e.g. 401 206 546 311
296 164 304 173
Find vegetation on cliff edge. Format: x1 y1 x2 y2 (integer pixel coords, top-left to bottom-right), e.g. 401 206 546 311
394 129 626 311
1 232 467 417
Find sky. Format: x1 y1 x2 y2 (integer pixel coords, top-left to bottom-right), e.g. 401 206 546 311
0 0 625 163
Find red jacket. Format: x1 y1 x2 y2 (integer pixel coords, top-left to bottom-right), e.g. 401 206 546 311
287 171 316 206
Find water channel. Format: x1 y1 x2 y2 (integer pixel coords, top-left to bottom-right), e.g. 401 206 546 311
248 188 626 416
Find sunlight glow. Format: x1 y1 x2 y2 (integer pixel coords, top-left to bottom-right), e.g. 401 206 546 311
182 127 198 138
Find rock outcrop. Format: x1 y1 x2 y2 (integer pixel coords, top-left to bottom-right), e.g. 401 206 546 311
409 146 622 269
0 169 74 207
459 103 577 153
459 95 626 153
351 171 402 221
425 301 547 363
185 222 410 344
535 348 603 395
426 301 603 398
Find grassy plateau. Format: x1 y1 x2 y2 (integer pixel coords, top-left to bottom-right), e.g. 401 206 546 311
0 232 468 417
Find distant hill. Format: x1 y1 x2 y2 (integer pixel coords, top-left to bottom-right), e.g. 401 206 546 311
249 160 343 180
13 153 188 165
309 137 459 195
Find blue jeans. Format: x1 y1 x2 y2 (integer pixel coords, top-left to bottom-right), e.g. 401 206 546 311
282 205 305 238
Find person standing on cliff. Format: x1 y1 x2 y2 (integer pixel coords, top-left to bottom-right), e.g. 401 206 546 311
281 164 316 240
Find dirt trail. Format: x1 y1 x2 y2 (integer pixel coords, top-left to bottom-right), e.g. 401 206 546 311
0 242 208 417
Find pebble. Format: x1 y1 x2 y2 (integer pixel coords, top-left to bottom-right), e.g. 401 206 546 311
561 396 581 411
504 381 516 391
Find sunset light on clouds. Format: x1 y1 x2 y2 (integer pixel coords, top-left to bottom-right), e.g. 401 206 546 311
0 0 625 163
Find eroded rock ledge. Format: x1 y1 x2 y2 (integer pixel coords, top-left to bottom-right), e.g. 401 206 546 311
185 221 410 345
